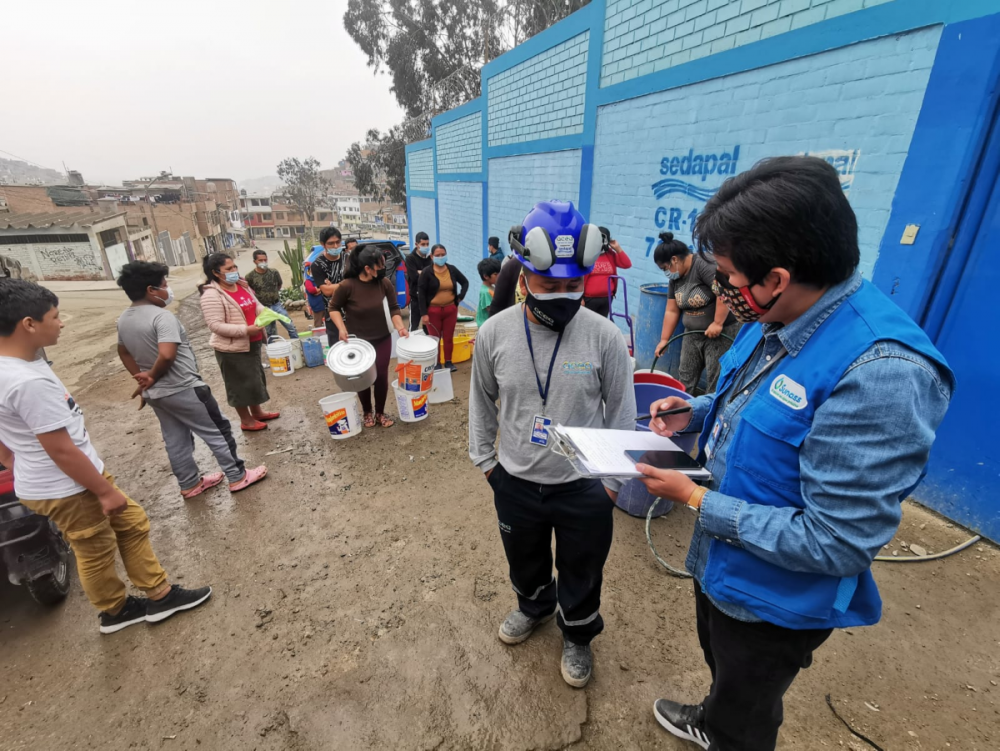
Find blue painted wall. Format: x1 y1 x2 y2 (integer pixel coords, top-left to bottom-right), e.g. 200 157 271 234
487 32 590 146
601 0 897 87
408 149 435 192
438 182 485 280
436 113 483 173
404 0 1000 536
409 197 437 245
592 26 940 296
487 150 583 252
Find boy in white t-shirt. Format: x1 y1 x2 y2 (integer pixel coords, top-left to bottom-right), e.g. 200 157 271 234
0 279 212 634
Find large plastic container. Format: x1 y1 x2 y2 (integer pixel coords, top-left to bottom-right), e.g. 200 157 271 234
319 393 362 439
393 382 429 422
302 337 324 368
266 336 294 377
396 332 438 392
428 366 454 403
635 283 683 373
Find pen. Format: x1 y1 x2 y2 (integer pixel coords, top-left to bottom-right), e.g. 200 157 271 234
635 405 693 422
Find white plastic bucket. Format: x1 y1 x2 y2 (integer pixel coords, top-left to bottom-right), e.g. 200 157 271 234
289 338 306 370
395 332 438 392
393 382 429 422
266 336 294 377
319 393 362 439
428 366 454 403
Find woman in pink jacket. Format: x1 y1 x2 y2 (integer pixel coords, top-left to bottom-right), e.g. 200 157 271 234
198 253 280 432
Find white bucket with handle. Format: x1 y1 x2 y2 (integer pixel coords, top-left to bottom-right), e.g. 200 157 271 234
393 382 429 422
266 336 294 377
319 393 362 439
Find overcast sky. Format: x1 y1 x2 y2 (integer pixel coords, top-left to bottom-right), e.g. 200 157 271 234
0 0 404 186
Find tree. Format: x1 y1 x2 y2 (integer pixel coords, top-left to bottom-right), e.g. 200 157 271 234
343 0 589 201
276 157 332 246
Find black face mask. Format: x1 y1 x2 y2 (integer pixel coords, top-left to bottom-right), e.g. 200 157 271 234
375 267 386 281
525 291 584 332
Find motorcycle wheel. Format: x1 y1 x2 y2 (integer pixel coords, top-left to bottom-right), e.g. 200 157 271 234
26 533 72 606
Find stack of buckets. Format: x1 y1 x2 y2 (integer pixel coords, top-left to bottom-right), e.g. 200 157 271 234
393 333 438 423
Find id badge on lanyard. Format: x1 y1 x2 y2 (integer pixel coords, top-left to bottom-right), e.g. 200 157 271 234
524 308 562 448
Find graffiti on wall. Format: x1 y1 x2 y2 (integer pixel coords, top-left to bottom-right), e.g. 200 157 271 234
646 145 742 255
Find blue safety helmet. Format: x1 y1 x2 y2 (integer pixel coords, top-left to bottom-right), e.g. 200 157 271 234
509 200 603 279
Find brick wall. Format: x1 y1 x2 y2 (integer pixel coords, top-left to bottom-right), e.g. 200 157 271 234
408 149 435 192
0 185 60 214
591 27 940 294
487 150 582 249
601 0 897 87
0 240 104 281
436 113 483 174
409 197 438 246
437 182 484 286
487 32 590 147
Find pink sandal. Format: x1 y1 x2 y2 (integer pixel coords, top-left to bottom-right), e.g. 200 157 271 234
181 472 224 499
229 465 268 492
363 412 376 428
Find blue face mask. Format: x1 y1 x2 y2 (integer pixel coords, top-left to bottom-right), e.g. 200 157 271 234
224 271 240 284
433 256 447 267
666 270 681 281
325 247 341 259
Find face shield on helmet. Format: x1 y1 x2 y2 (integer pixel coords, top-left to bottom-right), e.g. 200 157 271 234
508 200 603 279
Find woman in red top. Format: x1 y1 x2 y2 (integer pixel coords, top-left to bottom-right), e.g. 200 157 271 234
583 227 632 317
198 253 279 432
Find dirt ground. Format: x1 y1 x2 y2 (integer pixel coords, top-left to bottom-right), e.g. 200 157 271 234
1 255 998 750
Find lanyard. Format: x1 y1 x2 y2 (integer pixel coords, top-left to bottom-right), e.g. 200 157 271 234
726 336 787 406
523 306 563 411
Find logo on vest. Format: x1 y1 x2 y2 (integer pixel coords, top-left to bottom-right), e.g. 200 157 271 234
769 375 808 410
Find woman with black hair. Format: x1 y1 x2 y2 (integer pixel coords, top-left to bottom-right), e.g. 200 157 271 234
329 246 409 428
198 253 279 432
417 243 468 372
653 231 739 393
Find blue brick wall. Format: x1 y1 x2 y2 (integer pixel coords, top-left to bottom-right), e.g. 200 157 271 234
601 0 898 87
408 149 435 192
487 32 590 147
409 196 437 246
487 150 583 253
591 27 940 296
436 113 483 173
438 183 485 297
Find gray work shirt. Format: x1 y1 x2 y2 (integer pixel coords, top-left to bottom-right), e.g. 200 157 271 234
469 304 637 492
116 304 205 399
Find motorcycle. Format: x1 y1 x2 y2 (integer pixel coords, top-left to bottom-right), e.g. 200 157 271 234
0 465 73 605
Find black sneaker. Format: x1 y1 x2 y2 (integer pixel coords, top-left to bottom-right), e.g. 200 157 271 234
653 699 711 749
445 361 458 373
99 595 148 635
146 584 212 624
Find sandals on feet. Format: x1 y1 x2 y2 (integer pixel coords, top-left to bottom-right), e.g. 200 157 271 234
229 465 268 492
254 411 280 421
181 472 224 499
241 421 267 432
363 412 376 428
376 413 395 428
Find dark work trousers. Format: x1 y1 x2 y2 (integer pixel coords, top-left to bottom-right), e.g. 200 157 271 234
694 584 832 751
489 464 614 646
583 295 611 318
357 334 392 415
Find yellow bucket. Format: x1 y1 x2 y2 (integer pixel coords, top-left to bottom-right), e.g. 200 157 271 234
439 332 475 364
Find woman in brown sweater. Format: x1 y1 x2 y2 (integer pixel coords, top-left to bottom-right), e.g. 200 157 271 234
329 246 409 428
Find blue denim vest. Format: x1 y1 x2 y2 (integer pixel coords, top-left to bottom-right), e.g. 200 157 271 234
698 280 953 629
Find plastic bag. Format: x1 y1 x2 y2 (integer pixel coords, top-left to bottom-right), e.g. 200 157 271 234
255 308 292 328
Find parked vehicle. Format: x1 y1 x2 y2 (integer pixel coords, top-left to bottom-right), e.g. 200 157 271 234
0 464 73 605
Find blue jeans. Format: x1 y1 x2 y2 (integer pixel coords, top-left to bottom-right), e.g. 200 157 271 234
264 302 299 340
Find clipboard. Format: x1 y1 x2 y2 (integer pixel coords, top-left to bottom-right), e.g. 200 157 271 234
549 425 712 481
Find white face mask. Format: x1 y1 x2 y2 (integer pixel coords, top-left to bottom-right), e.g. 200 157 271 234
156 286 175 306
256 262 268 270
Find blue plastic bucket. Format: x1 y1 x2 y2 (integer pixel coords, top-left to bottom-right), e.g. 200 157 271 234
302 337 324 368
635 283 684 373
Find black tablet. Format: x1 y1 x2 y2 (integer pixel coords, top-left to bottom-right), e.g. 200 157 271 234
625 449 706 472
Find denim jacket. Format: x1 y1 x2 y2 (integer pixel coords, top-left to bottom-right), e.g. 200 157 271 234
681 273 954 622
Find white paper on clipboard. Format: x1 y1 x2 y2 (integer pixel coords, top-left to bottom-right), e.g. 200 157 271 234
549 426 711 480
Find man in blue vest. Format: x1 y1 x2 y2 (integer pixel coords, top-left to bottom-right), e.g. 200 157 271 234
636 156 954 751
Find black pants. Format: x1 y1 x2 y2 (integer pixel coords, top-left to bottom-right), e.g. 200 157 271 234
489 464 614 645
583 296 611 317
358 334 392 415
694 585 832 751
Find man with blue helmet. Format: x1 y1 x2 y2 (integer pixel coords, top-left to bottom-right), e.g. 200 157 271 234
469 201 636 688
